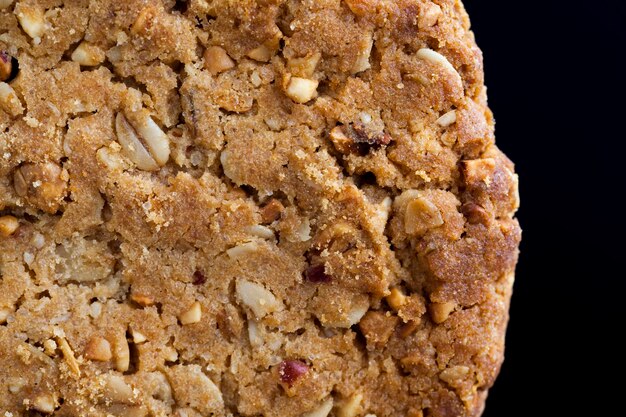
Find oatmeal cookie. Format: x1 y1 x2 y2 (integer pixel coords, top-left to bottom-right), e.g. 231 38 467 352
0 1 520 416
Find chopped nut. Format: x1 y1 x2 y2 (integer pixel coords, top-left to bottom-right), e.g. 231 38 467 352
287 52 321 78
304 264 332 283
302 398 334 417
404 196 444 236
204 46 235 75
278 360 309 387
167 365 224 414
359 311 399 349
0 51 13 81
397 320 420 338
15 2 46 40
386 287 407 311
352 32 373 74
429 301 456 324
111 331 130 372
329 123 392 155
131 6 157 35
96 146 125 171
260 199 284 224
43 339 57 356
324 299 370 328
0 81 24 116
31 394 57 414
440 365 470 385
246 225 275 239
130 293 154 307
236 279 282 318
419 2 442 27
461 202 489 225
461 158 496 186
226 241 259 258
71 42 105 66
0 306 12 324
436 110 457 127
285 76 319 104
247 319 262 347
416 48 460 81
57 336 80 376
337 392 363 417
179 301 202 325
130 327 147 344
13 162 67 213
115 110 170 171
84 336 112 361
103 374 134 404
247 44 272 62
0 215 19 236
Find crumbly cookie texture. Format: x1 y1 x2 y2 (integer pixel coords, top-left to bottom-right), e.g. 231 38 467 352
0 1 520 416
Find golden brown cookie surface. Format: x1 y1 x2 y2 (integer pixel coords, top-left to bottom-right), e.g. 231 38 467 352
0 1 520 416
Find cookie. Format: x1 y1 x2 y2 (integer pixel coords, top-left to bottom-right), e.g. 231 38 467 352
0 1 520 416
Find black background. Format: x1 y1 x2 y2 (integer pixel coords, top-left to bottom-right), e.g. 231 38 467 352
463 1 625 415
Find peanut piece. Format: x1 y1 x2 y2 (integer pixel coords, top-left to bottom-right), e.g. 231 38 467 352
204 46 235 75
462 158 496 186
386 287 407 311
226 241 259 258
31 394 57 413
84 336 112 361
0 215 19 236
103 374 134 404
416 48 460 81
71 42 105 66
179 301 202 325
236 280 282 319
337 392 363 417
13 162 67 213
285 76 318 104
115 110 170 171
352 33 373 73
404 196 444 235
429 301 456 324
167 365 224 414
440 365 470 385
0 81 24 116
287 52 321 78
436 110 457 127
112 331 130 372
15 2 46 40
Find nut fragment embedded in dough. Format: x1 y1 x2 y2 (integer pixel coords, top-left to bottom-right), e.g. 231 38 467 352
0 81 24 116
84 336 112 361
103 374 134 404
352 32 373 73
236 280 282 318
0 215 19 236
404 196 444 235
57 336 80 376
337 392 364 417
31 394 57 413
13 162 68 213
71 42 105 66
115 111 170 171
415 48 459 77
285 76 319 103
112 331 130 372
15 2 47 40
429 301 457 324
204 46 235 75
386 287 407 311
179 301 202 325
436 110 457 127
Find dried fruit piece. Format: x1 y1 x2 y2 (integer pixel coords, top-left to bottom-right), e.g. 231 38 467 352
304 264 332 283
13 162 67 213
278 360 309 386
84 336 112 362
15 2 46 40
115 110 170 171
285 76 319 104
0 215 19 236
260 199 284 224
192 270 207 285
179 301 202 325
236 280 282 318
0 51 13 81
461 202 489 225
329 123 392 155
71 42 105 66
429 301 457 324
204 46 235 75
